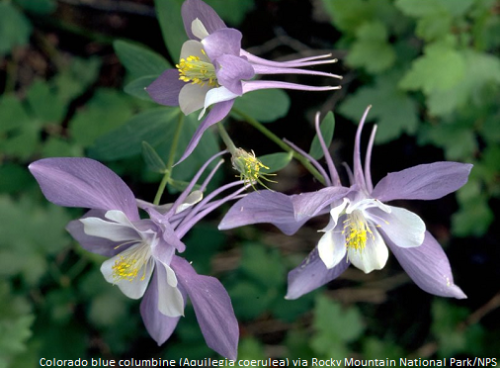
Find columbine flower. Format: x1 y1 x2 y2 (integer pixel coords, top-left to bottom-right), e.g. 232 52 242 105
231 148 276 191
146 0 341 164
219 107 472 300
29 153 246 359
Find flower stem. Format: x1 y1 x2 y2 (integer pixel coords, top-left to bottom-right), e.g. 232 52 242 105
154 113 185 205
231 108 326 185
217 123 237 154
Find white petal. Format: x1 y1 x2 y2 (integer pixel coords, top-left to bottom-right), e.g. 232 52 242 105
348 229 388 273
180 40 208 61
105 209 134 226
371 205 426 248
179 83 212 115
191 18 210 40
347 198 391 214
199 86 239 119
176 190 203 214
157 263 184 317
80 216 139 242
100 255 153 299
322 198 349 232
318 227 347 269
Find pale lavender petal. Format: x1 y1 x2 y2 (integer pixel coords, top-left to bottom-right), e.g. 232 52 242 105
140 269 181 345
66 210 121 257
286 248 350 300
353 106 371 191
384 230 467 299
371 162 473 202
314 112 340 186
202 28 242 60
172 256 238 360
176 99 234 165
215 54 254 95
291 186 352 221
146 69 184 106
252 64 340 79
242 80 340 93
148 208 187 253
182 0 227 40
364 125 377 193
241 50 338 68
29 158 139 221
218 190 307 236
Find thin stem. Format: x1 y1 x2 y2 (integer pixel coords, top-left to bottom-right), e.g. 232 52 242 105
232 108 326 185
154 113 185 205
217 123 237 154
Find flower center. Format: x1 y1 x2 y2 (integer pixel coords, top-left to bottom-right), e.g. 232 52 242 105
231 148 276 190
112 242 152 282
342 211 374 251
176 54 218 87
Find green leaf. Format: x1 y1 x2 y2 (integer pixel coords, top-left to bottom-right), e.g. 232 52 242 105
415 14 452 41
400 40 466 95
0 285 34 363
431 299 468 357
0 2 32 56
259 152 293 174
239 243 285 289
89 108 179 160
142 141 167 173
339 71 419 143
155 0 185 62
427 50 500 117
14 0 56 14
309 111 335 160
395 0 446 17
321 0 373 33
69 89 134 147
206 0 254 25
232 89 291 123
452 179 493 237
346 21 396 73
40 137 83 158
53 57 101 102
114 40 171 79
0 164 33 194
311 295 364 357
417 121 476 160
89 291 128 327
0 94 31 133
26 79 67 123
124 75 157 101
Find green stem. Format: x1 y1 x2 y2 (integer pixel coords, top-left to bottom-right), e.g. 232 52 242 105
217 123 237 154
232 108 326 185
153 114 185 205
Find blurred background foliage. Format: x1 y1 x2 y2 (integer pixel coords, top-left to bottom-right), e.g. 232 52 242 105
0 0 499 366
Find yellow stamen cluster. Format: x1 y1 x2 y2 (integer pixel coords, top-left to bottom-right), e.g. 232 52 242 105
176 54 218 87
342 211 374 251
112 256 140 281
111 243 151 282
231 148 277 191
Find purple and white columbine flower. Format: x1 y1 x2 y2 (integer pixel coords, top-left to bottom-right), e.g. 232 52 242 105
219 107 472 300
146 0 341 164
29 152 246 360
